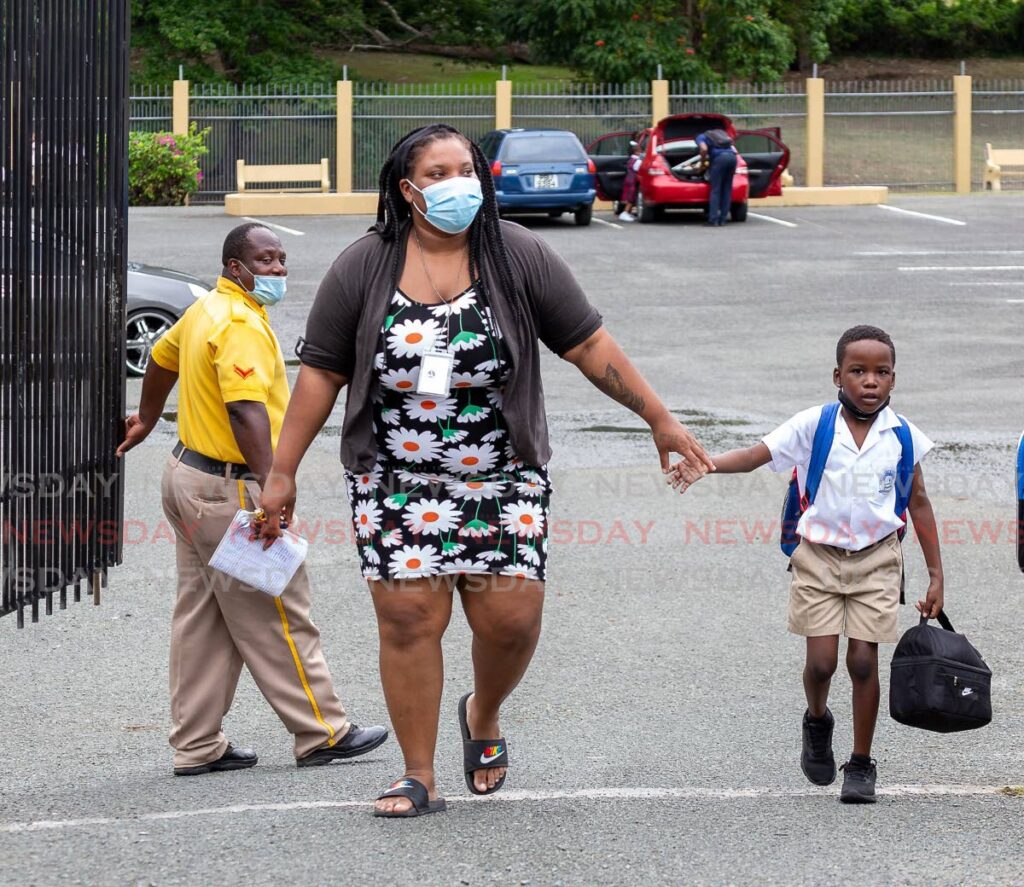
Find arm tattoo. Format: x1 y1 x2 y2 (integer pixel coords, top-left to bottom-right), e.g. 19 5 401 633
586 362 645 414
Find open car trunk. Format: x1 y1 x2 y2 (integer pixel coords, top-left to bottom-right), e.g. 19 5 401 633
659 140 706 182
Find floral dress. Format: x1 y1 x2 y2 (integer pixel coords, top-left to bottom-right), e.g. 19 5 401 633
344 284 551 582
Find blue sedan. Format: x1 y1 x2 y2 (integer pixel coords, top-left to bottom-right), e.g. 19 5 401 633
479 129 597 226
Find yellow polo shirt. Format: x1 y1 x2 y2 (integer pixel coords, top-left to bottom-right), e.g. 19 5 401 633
151 277 289 464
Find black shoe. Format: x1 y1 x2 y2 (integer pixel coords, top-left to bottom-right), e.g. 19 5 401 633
801 708 837 786
174 743 258 776
296 723 389 767
840 757 877 804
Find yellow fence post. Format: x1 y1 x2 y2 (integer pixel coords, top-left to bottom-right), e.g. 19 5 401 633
336 79 353 193
805 77 824 188
172 79 189 135
495 79 512 130
651 79 669 127
953 74 972 195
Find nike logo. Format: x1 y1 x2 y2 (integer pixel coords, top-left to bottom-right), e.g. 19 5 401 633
480 745 504 764
961 687 974 697
234 365 255 379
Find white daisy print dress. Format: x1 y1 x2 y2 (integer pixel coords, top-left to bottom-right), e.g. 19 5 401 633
344 284 551 582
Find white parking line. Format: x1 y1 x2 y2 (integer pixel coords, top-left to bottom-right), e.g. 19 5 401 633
592 217 623 230
899 266 1024 273
1 784 1017 832
947 281 1024 287
1007 299 1024 304
242 216 306 237
877 204 967 226
858 250 1024 257
748 212 797 228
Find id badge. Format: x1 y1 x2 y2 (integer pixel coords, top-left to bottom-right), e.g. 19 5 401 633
416 349 454 396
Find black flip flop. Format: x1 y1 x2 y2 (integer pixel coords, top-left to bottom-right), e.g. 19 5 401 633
458 692 509 796
374 777 446 818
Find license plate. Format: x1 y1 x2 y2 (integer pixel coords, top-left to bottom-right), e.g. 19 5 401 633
534 174 558 189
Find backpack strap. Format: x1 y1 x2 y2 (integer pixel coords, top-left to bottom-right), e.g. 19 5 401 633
803 402 841 508
892 416 915 516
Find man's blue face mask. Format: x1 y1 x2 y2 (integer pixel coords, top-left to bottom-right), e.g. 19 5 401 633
405 175 483 234
234 261 287 307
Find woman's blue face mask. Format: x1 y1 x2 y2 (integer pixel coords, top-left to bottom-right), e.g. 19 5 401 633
234 261 287 307
405 175 483 234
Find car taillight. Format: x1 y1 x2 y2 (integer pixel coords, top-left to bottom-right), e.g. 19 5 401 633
490 160 502 176
587 158 596 174
648 156 668 176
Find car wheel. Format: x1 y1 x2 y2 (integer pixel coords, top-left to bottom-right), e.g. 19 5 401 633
548 210 564 219
731 201 748 223
574 205 592 227
126 309 176 377
636 191 656 223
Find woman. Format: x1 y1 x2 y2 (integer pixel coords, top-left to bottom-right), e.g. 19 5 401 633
257 124 713 818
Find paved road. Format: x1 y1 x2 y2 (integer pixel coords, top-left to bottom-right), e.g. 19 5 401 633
3 196 1023 885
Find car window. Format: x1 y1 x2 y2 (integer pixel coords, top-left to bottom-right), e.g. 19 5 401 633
480 133 501 160
590 133 633 157
734 133 778 155
659 139 698 155
504 134 586 163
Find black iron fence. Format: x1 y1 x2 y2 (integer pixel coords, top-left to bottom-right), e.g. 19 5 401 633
1 0 129 626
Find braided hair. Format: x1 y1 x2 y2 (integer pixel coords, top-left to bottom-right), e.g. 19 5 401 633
372 123 524 321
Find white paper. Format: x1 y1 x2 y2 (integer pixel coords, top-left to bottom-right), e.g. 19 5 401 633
208 509 308 598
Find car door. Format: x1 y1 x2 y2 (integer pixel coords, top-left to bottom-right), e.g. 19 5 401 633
734 130 790 198
585 131 635 201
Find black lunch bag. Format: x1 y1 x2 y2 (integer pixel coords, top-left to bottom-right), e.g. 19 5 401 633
889 610 992 733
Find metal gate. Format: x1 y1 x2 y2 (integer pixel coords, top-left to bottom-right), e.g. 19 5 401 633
1 0 129 626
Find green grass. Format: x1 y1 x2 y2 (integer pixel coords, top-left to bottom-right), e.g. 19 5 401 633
319 50 576 85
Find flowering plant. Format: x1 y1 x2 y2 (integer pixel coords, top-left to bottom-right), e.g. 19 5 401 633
128 123 210 206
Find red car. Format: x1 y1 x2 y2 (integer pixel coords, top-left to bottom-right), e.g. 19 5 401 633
587 113 789 222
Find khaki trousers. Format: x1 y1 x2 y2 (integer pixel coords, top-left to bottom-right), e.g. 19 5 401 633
161 455 348 767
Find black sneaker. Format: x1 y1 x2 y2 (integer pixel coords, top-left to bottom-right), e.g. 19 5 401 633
800 708 837 786
840 757 877 804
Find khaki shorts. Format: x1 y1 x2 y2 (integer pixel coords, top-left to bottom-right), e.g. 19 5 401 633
787 533 902 643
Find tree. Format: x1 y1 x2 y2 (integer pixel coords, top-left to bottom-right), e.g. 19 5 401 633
502 0 796 82
131 0 504 82
769 0 842 72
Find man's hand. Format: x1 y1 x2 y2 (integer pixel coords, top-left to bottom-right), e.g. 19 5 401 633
916 579 944 619
116 413 154 457
651 416 714 493
253 470 297 549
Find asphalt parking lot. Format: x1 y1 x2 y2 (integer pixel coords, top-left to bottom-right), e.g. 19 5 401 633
2 194 1023 885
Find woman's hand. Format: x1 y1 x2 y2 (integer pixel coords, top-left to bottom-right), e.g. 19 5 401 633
651 415 715 493
254 470 297 549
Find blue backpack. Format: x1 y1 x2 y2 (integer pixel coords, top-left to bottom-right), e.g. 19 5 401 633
780 402 915 557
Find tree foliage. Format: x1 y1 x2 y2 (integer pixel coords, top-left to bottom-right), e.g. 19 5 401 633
131 0 503 82
131 0 1024 83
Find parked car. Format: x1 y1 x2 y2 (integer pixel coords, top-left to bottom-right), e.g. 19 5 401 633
126 263 210 376
479 129 597 226
587 114 790 223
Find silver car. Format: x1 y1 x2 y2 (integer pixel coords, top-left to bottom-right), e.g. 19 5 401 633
126 262 210 376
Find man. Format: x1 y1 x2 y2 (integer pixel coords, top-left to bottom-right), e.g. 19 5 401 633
696 128 738 227
117 222 387 775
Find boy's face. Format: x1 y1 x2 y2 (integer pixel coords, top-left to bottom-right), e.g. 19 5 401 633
833 338 895 414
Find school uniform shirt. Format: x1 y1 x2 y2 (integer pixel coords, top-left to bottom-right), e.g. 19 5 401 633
150 276 289 465
762 404 933 552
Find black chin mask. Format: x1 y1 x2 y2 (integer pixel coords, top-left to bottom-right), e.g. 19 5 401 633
837 387 890 421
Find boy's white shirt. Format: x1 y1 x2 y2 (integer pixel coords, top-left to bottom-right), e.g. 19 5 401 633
762 404 934 552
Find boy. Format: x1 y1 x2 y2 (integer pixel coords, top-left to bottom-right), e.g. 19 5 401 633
670 325 944 803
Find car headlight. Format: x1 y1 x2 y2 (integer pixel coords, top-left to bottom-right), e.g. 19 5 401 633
187 283 208 300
